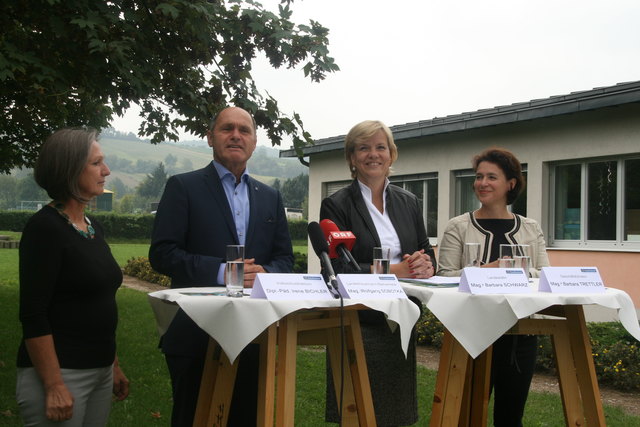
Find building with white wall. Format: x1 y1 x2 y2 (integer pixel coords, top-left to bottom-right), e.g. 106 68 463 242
281 81 640 308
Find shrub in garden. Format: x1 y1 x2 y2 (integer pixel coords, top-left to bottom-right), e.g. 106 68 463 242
415 308 445 348
123 256 170 287
293 251 307 273
593 340 640 391
287 219 308 241
535 323 640 391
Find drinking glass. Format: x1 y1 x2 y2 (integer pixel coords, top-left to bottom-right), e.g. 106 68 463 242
513 244 531 277
225 245 245 297
498 244 518 268
463 243 482 267
372 246 391 274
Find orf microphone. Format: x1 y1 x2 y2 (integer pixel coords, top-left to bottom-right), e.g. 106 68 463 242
308 221 340 297
320 219 361 272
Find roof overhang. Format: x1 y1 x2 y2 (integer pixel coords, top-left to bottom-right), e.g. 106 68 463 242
280 80 640 158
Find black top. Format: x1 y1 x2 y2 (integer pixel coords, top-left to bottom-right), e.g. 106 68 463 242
476 218 515 263
17 205 122 368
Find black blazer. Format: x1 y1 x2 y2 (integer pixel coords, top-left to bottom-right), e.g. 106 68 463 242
149 162 294 355
320 180 436 274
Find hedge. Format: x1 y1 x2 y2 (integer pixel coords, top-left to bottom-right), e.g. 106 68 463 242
0 211 308 241
124 251 308 286
0 211 31 232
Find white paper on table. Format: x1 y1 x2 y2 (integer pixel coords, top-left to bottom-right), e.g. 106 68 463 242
337 274 407 299
539 267 606 294
252 273 334 300
459 267 531 294
400 276 460 287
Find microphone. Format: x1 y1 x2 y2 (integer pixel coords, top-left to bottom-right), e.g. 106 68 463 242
320 219 361 272
308 221 340 298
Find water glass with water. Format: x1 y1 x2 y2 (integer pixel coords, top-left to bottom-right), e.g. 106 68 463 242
513 244 531 277
464 242 482 267
498 244 518 268
372 246 391 274
225 245 245 297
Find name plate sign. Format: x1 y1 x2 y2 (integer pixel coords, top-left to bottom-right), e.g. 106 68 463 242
539 267 605 294
337 274 408 299
252 273 334 300
459 267 531 294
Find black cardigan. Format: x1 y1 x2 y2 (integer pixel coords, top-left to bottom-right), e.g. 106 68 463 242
18 206 122 368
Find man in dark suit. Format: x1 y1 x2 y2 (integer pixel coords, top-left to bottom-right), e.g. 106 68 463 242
149 106 294 426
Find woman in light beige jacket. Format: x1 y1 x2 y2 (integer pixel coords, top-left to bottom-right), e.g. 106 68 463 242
437 147 549 427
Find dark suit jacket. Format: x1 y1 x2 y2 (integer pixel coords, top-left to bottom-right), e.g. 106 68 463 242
149 162 294 356
320 179 436 274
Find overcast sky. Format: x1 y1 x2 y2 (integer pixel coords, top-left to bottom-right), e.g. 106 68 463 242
111 0 640 147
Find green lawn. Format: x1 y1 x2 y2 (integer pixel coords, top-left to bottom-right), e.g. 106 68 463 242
1 244 639 425
108 241 307 268
109 243 151 266
0 232 307 268
292 239 308 254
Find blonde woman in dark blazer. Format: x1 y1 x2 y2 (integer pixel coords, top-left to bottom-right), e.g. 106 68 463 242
321 120 435 426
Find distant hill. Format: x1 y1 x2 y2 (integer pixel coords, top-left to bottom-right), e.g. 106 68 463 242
99 134 307 189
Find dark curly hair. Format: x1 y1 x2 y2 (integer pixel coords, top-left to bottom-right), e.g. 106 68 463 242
472 147 525 205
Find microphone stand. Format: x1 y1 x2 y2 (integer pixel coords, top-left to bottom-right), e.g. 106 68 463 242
317 248 346 423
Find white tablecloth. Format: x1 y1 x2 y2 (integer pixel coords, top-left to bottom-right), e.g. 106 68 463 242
148 287 421 363
401 281 640 359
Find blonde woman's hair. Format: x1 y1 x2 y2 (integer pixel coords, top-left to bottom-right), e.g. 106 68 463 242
344 120 397 179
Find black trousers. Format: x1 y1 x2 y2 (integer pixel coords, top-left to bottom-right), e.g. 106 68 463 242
491 334 538 427
165 343 259 427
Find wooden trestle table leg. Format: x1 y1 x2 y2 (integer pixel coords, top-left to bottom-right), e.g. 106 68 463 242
564 305 606 426
430 329 473 426
192 338 238 427
276 308 376 427
193 324 277 427
257 323 277 427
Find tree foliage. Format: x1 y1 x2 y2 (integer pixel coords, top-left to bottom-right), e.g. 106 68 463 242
0 174 48 209
0 0 339 173
280 172 307 208
137 162 168 199
108 176 131 199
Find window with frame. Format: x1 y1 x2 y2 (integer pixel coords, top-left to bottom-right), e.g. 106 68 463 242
324 173 438 239
454 168 528 217
389 174 438 239
551 157 640 248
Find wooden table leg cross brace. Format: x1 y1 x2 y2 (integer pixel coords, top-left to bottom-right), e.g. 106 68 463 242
430 305 607 427
192 306 378 426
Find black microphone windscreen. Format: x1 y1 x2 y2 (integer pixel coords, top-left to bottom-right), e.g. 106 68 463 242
307 221 329 257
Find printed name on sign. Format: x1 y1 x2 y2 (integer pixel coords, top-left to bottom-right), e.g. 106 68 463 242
459 267 531 294
538 267 605 294
336 274 408 300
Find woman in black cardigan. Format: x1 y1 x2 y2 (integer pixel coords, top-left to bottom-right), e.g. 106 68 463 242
320 120 435 426
17 128 129 425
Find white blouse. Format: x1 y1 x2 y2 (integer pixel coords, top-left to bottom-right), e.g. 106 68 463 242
357 179 403 263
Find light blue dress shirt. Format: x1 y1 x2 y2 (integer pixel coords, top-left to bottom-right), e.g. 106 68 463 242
213 160 251 284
